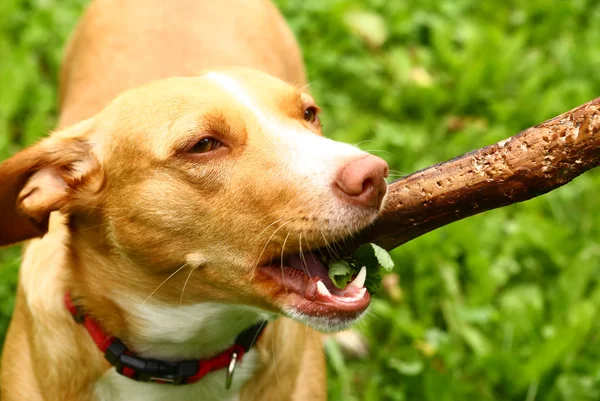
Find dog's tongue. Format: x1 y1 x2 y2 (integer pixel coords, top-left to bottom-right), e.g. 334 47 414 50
286 252 335 288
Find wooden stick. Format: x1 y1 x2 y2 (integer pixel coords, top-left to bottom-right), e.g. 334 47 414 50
354 97 600 251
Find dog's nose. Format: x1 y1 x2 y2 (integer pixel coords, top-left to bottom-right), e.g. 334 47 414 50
333 154 389 209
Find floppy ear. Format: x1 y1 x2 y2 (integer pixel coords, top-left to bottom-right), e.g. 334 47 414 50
0 120 101 247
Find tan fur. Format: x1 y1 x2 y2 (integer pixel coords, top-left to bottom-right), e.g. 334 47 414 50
0 1 383 400
240 319 326 401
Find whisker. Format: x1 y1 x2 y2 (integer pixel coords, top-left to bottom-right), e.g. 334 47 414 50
70 212 131 234
251 218 284 246
271 311 284 388
320 229 340 260
306 232 328 264
251 220 293 279
344 227 356 243
363 149 392 156
353 140 375 147
280 232 291 293
123 262 190 324
311 326 334 375
319 229 336 260
298 233 311 277
64 199 129 212
179 265 196 306
140 263 189 307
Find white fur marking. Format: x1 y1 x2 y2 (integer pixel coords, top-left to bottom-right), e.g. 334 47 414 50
94 296 271 401
205 72 365 189
116 297 271 359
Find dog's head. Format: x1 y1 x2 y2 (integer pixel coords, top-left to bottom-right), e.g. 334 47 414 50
0 68 388 332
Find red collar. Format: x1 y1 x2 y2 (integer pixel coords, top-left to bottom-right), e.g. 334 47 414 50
64 293 267 386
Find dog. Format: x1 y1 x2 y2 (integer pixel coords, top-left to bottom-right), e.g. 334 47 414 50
0 0 388 400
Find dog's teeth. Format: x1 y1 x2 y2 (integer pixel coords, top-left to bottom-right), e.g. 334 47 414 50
348 266 367 289
316 281 331 297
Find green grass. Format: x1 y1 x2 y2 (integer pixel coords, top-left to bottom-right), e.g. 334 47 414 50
2 0 600 400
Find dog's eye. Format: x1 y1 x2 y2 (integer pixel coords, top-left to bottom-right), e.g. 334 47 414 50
189 137 221 153
303 106 318 124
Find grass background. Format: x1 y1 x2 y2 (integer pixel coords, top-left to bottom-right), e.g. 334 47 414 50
1 0 600 400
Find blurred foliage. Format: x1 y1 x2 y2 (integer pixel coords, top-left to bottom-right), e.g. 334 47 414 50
1 0 600 400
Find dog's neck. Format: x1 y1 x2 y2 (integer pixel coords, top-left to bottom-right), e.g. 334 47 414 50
112 294 270 360
93 297 269 401
68 222 269 359
66 227 270 400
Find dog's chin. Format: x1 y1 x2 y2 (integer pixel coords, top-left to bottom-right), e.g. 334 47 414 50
284 307 368 333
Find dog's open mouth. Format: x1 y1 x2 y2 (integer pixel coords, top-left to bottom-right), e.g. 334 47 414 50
258 251 371 316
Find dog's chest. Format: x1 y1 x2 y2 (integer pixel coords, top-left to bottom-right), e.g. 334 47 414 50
93 348 259 401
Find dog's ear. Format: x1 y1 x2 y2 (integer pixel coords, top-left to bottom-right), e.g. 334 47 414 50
0 119 102 247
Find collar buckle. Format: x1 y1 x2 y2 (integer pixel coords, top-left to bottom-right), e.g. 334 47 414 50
106 339 198 384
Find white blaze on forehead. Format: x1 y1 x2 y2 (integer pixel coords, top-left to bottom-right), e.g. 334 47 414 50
204 72 365 187
205 72 271 124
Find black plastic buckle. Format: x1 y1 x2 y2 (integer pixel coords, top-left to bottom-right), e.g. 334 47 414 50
105 339 198 384
235 320 268 350
72 310 85 324
67 302 85 324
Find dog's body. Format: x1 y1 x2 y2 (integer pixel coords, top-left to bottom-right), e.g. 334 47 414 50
58 0 307 128
0 1 388 400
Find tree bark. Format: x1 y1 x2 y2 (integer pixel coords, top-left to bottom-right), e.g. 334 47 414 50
355 97 600 251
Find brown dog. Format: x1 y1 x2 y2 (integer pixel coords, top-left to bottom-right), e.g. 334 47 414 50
0 0 388 400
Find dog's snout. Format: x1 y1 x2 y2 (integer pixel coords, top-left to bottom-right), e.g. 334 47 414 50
333 154 389 209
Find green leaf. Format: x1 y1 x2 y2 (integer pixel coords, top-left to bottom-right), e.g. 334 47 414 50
328 260 354 289
354 243 395 273
353 243 379 270
372 243 394 272
365 271 383 294
352 243 394 293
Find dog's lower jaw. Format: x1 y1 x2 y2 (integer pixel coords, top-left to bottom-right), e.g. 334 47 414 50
284 307 369 333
